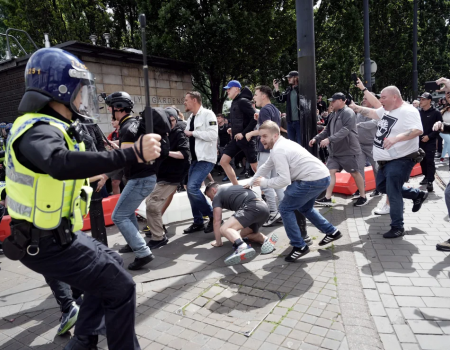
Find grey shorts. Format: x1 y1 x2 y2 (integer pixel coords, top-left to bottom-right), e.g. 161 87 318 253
233 200 270 233
108 169 124 181
327 155 359 173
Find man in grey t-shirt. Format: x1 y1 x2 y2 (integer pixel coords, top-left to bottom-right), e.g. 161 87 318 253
204 182 277 266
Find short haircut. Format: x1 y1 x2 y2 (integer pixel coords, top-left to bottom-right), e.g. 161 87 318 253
217 113 223 118
259 120 280 135
204 181 219 195
382 86 402 98
186 91 202 104
255 85 273 99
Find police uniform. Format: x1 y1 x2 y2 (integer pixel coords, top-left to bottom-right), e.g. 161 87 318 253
3 48 144 349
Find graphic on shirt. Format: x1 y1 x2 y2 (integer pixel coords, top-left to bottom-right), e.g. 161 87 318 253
374 114 397 149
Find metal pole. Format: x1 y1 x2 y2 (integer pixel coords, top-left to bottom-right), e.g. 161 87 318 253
412 0 418 100
363 0 372 91
139 14 153 135
295 0 317 156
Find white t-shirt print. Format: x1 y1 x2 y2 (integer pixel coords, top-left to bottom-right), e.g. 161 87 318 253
373 103 423 161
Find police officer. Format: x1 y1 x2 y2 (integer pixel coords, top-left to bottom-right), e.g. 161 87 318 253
2 47 161 349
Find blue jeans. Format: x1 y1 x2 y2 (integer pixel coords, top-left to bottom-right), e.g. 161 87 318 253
441 133 450 158
287 120 301 145
279 176 336 248
188 161 215 224
376 158 420 229
112 175 156 258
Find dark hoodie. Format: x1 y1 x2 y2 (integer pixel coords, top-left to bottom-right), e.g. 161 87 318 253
156 120 191 184
230 87 257 137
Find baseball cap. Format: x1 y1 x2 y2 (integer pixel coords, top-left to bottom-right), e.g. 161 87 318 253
285 71 298 78
223 80 241 90
165 107 178 119
328 92 347 102
419 92 432 100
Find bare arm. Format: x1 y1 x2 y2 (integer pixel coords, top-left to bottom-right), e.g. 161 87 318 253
356 78 382 109
213 207 223 245
349 103 380 120
168 151 184 159
396 128 423 142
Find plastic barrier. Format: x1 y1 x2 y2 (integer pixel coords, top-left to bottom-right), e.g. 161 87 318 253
81 194 120 231
333 164 423 195
0 215 11 242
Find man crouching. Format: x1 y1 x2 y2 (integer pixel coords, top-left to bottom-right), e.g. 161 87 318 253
204 182 278 265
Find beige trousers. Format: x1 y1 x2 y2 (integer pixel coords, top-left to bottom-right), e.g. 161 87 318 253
145 183 177 240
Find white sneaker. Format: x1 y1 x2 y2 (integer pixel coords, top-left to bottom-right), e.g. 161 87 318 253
263 211 281 227
374 204 390 215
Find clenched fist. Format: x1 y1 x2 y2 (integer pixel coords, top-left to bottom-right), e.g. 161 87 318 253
133 134 162 163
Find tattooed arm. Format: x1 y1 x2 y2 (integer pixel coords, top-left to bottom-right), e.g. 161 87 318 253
383 128 423 149
348 102 380 120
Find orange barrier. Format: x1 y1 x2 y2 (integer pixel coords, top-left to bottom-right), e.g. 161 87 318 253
333 164 423 195
0 215 11 242
81 194 121 231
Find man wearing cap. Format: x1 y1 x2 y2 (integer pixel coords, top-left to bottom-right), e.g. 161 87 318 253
418 92 442 192
309 92 368 207
273 71 302 145
220 80 258 185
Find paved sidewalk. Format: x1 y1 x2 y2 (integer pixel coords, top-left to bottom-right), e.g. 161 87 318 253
1 167 450 350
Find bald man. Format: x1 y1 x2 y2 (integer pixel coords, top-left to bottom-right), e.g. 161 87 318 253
349 86 428 239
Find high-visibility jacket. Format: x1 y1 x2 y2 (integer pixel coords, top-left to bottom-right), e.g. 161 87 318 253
5 113 92 231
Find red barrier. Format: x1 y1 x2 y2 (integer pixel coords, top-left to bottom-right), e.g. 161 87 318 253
0 215 11 242
81 194 121 231
333 164 423 195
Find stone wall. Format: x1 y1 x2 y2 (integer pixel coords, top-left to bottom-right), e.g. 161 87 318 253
81 56 193 134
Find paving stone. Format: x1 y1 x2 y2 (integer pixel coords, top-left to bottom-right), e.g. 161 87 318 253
321 338 340 350
273 325 292 336
416 334 450 349
379 333 402 350
408 320 443 334
310 326 328 337
393 325 416 343
373 316 394 334
265 333 286 346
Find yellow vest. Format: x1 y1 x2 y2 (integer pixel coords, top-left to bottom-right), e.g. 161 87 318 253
5 113 92 231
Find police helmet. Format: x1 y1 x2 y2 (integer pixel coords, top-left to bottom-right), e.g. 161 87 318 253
18 48 100 121
105 91 134 111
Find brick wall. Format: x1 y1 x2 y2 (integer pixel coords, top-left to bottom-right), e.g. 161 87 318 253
82 56 193 135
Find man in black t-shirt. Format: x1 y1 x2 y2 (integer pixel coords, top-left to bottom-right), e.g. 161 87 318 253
216 113 230 176
204 182 277 266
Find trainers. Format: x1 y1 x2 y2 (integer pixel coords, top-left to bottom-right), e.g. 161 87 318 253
63 335 98 349
370 190 382 197
303 235 313 246
128 254 154 270
319 230 342 246
222 176 229 182
383 227 405 239
204 219 214 233
374 204 390 215
353 197 368 207
427 182 434 192
436 239 450 251
435 152 442 158
412 191 428 212
147 235 169 249
119 244 133 253
351 189 360 199
285 245 310 262
142 225 151 237
57 302 79 336
183 223 205 234
420 177 428 185
224 243 256 265
261 233 278 254
315 197 333 206
263 211 281 227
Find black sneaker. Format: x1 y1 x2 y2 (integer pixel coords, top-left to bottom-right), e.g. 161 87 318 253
204 219 214 233
143 225 152 237
244 171 250 178
285 245 310 262
240 168 247 176
163 225 168 234
435 152 442 158
420 177 428 185
315 197 333 206
303 235 313 246
183 223 205 234
436 239 450 251
412 191 428 212
383 227 405 239
119 244 133 253
427 182 434 192
147 235 169 249
370 190 382 197
351 190 360 199
63 335 98 349
128 254 154 270
319 230 342 246
354 197 368 207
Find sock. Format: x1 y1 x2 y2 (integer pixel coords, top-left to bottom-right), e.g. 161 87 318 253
233 238 244 249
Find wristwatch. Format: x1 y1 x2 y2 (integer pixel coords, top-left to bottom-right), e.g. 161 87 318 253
362 88 368 92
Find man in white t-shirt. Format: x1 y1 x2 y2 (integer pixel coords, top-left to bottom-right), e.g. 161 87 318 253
349 86 428 239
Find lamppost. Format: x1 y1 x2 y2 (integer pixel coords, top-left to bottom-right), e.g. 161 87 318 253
363 0 372 91
413 0 418 100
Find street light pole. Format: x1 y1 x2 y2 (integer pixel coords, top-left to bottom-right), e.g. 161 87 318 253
412 0 418 100
295 0 317 155
363 0 372 91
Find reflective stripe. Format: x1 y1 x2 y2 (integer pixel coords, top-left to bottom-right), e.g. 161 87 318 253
7 196 32 217
6 167 34 187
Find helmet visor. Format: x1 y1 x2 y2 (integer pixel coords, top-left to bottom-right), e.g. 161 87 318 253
69 70 100 122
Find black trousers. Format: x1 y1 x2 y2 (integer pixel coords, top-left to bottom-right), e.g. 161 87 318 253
21 232 140 350
420 142 436 182
45 277 82 313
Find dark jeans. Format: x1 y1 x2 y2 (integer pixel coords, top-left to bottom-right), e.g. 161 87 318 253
376 158 421 229
21 232 140 350
287 120 302 145
420 142 436 182
45 277 82 313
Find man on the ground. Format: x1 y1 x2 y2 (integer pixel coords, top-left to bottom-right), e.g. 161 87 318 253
183 91 219 234
246 121 341 262
220 80 257 185
205 182 277 265
310 93 368 207
349 86 428 238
